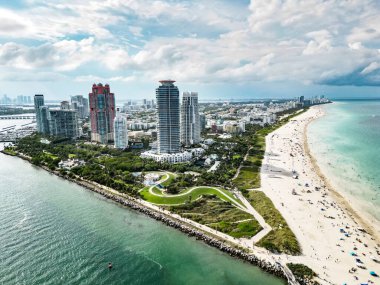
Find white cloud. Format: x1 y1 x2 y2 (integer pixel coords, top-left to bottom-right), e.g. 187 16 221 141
75 75 136 83
348 42 364 50
361 62 380 75
0 0 379 87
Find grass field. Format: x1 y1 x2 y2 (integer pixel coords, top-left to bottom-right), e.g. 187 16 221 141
43 151 59 160
233 166 261 190
160 172 176 187
170 196 262 238
2 147 17 156
249 191 301 255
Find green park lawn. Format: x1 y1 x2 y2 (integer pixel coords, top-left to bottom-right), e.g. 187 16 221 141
249 191 301 255
170 196 262 238
161 172 176 187
140 185 242 207
233 166 261 190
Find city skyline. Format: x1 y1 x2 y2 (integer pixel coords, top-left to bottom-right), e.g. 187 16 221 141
1 2 380 284
0 1 379 99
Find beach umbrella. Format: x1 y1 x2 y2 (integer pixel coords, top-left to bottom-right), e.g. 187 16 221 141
350 252 357 256
370 271 378 276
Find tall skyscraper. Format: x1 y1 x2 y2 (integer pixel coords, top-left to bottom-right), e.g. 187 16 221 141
40 106 50 135
89 83 116 144
71 95 89 119
114 108 128 149
34 94 45 133
49 110 79 139
199 113 206 131
156 80 180 154
181 92 200 146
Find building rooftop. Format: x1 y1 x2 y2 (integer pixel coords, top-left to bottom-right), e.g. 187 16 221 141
159 79 176 84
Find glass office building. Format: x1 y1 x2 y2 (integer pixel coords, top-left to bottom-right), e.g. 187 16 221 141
156 80 180 154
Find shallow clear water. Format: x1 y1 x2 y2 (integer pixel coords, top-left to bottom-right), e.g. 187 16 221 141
0 153 284 285
308 100 380 221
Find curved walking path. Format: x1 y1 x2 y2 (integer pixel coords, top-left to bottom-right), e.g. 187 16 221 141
148 184 247 212
233 190 272 243
143 171 274 246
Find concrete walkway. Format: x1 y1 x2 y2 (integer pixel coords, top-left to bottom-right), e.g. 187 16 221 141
233 190 272 243
147 171 273 245
148 184 247 212
232 146 252 180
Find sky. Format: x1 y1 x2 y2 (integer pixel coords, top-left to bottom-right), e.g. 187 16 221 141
0 0 380 101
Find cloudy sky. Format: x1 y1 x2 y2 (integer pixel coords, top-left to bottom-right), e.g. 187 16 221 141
0 0 380 101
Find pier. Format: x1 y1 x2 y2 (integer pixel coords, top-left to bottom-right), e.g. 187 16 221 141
0 124 36 142
0 115 36 120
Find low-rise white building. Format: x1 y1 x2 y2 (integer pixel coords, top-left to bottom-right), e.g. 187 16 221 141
58 159 85 170
141 151 192 163
141 147 205 164
189 147 205 157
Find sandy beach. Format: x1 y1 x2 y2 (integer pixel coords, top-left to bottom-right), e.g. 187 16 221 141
260 105 380 284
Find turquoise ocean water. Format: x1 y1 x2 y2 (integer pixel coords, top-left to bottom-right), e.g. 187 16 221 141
308 99 380 224
0 152 284 285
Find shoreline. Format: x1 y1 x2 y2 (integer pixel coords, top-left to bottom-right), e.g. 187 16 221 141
6 104 375 285
304 106 380 242
0 150 296 285
260 105 380 285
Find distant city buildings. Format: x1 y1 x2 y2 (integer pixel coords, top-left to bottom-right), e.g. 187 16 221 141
181 92 200 147
60 101 70 110
156 80 180 154
89 83 116 144
114 108 128 149
71 95 89 119
31 81 330 163
1 94 32 105
34 94 79 139
123 99 155 112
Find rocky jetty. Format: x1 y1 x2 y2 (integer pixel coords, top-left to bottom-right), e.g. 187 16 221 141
63 174 293 284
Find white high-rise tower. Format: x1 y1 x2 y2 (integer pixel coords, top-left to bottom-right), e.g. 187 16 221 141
181 92 200 146
156 80 180 154
113 108 128 149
